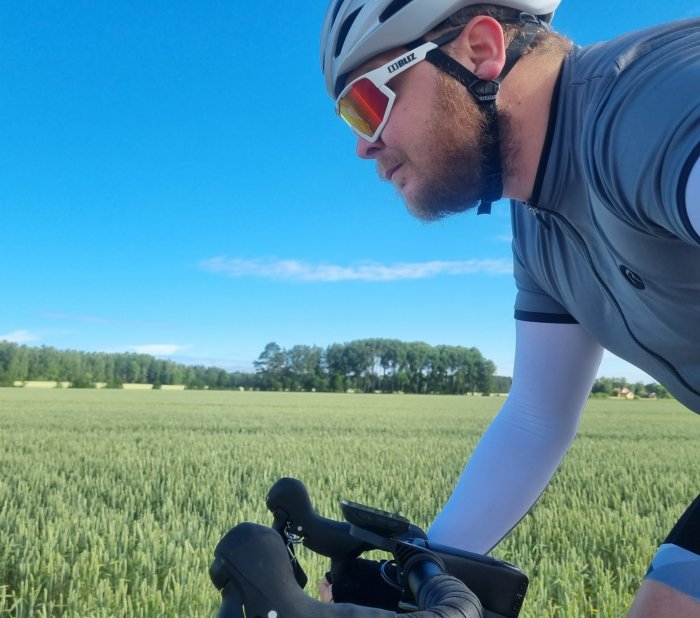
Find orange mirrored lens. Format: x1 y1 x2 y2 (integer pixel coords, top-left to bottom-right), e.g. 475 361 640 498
338 78 389 137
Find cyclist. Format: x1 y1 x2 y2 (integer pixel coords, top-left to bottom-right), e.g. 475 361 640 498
320 1 700 616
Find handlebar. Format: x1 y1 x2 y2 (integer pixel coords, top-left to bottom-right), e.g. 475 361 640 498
210 478 529 618
267 477 372 558
211 522 482 618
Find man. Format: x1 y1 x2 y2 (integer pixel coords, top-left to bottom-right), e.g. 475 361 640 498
319 1 700 616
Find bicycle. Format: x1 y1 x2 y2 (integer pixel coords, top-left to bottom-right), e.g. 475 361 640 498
210 477 529 618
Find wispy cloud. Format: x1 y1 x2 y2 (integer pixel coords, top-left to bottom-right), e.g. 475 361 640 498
128 344 190 356
42 311 175 329
42 311 113 324
199 257 512 282
0 330 40 344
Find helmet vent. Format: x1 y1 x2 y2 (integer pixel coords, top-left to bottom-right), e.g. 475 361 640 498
379 0 414 22
335 7 363 58
329 0 344 31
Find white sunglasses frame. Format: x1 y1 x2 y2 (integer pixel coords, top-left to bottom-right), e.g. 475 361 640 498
334 38 441 143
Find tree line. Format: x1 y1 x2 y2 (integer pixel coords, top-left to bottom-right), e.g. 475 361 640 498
0 339 671 398
0 341 207 389
253 339 508 394
0 339 508 394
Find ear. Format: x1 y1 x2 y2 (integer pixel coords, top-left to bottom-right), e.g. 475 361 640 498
450 16 506 81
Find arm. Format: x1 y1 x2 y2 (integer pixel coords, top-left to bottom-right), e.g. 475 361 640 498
427 320 603 554
626 492 700 617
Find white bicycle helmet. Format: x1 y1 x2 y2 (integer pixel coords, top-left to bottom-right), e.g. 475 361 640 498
322 0 560 98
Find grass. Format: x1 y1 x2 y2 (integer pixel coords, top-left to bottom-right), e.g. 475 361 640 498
1 388 698 617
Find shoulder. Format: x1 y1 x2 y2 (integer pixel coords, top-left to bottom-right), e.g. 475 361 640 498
559 20 700 239
566 19 700 76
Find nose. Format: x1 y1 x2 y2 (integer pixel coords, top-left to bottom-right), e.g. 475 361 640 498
356 134 383 159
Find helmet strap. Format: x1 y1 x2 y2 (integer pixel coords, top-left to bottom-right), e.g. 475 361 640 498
423 14 544 214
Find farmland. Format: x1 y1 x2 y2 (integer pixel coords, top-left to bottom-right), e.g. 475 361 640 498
1 389 699 617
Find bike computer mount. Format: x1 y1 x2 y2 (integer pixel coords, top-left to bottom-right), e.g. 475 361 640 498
341 500 411 537
339 499 529 618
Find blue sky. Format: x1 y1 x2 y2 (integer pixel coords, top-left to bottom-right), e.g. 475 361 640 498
1 1 698 381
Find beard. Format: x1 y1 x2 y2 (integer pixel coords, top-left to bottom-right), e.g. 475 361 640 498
383 73 510 222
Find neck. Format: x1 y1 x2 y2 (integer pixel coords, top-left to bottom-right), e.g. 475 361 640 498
499 50 567 202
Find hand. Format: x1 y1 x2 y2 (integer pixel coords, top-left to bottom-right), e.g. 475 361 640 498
320 559 402 610
318 575 333 602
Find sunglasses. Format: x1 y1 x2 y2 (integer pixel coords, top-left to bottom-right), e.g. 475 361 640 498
335 30 462 143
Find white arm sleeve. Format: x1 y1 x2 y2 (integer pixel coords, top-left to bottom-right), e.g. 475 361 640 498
427 320 603 554
685 158 700 236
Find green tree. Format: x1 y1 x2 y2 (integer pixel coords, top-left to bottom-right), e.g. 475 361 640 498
104 377 124 389
405 342 433 394
70 373 96 389
476 359 496 396
254 342 287 390
287 345 324 391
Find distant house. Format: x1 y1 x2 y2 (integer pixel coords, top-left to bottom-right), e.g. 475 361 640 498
616 387 635 400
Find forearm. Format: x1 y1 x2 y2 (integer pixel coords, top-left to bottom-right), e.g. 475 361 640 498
428 395 582 553
428 322 603 554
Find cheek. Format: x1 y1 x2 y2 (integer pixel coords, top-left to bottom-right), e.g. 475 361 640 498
383 70 439 146
383 101 430 148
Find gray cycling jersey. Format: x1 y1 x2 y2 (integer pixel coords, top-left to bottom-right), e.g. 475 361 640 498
511 18 700 412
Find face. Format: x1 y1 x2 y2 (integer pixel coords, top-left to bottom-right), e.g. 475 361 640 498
356 58 497 222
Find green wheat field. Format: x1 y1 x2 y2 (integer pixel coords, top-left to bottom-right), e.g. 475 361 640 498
1 388 699 617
